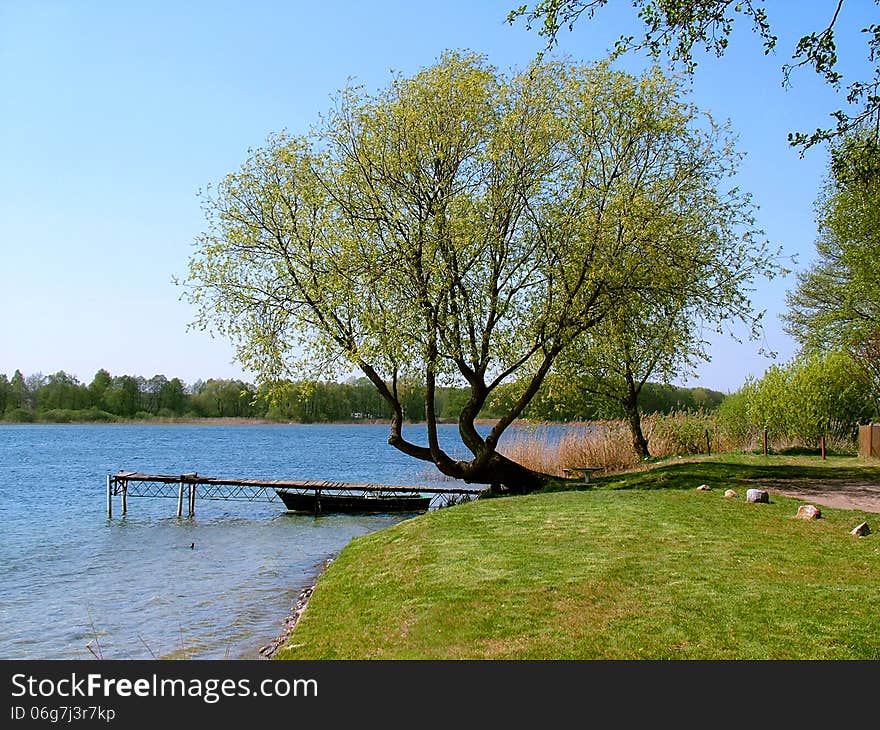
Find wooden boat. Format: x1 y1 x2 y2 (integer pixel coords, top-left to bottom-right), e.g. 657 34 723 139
276 488 431 515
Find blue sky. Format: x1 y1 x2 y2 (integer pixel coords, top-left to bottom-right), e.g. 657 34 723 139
1 1 875 393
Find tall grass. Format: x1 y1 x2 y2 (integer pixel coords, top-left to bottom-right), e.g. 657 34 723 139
500 420 636 475
499 410 860 477
500 412 727 476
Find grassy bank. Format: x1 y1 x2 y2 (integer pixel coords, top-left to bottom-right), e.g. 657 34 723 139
275 454 879 659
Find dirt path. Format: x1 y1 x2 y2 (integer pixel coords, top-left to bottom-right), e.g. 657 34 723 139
758 479 880 514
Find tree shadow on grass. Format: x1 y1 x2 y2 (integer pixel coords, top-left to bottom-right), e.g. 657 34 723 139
586 457 880 493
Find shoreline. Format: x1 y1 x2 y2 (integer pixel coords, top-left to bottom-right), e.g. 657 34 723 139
0 418 508 427
259 557 334 659
1 417 504 427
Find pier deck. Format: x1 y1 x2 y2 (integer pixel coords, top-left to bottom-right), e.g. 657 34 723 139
106 471 486 517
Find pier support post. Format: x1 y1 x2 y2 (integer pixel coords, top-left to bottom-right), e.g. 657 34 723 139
177 480 185 518
106 474 112 519
188 483 196 518
122 483 128 515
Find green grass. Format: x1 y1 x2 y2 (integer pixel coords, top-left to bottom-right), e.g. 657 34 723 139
275 454 880 659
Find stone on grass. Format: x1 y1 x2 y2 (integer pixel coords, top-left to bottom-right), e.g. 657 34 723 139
796 504 821 520
696 484 711 491
724 489 738 498
851 522 871 537
746 488 769 504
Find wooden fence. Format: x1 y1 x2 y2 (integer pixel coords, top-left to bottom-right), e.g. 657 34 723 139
858 424 880 459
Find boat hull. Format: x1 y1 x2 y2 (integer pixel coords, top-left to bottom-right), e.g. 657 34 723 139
276 489 431 514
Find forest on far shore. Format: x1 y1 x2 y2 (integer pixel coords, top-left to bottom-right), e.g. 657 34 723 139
0 368 724 424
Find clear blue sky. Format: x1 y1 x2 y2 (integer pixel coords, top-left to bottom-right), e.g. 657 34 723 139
1 1 875 393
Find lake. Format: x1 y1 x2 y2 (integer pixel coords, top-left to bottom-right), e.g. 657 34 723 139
0 422 491 660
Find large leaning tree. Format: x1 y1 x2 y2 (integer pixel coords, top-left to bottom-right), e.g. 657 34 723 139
183 52 776 494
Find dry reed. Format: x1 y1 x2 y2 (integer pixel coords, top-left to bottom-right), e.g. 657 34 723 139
499 412 725 476
419 411 856 484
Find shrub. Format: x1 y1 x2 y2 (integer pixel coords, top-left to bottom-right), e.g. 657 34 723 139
76 408 117 422
646 410 715 456
4 408 34 423
715 386 757 450
39 409 72 423
35 407 118 423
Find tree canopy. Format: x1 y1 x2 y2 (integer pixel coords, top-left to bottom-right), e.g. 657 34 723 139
508 0 880 153
183 52 778 492
784 129 880 348
783 127 880 410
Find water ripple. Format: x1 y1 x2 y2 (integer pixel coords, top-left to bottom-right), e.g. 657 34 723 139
0 423 492 659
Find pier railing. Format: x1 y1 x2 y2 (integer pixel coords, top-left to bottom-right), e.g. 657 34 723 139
106 471 487 517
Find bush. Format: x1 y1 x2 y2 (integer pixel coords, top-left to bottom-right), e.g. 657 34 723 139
715 386 757 450
5 407 34 423
76 408 117 423
36 407 118 423
646 410 715 456
39 409 72 423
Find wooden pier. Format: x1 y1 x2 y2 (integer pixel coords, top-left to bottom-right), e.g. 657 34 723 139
106 471 486 517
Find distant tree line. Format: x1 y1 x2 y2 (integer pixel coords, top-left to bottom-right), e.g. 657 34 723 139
0 368 724 424
0 369 259 422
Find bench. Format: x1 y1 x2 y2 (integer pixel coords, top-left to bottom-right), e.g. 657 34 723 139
563 466 602 483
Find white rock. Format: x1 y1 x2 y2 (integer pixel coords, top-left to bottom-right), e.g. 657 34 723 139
796 504 821 520
851 522 871 537
746 489 769 504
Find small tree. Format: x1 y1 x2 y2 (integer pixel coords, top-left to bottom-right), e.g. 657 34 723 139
716 379 758 448
785 351 872 447
748 364 792 450
726 351 872 452
555 293 716 458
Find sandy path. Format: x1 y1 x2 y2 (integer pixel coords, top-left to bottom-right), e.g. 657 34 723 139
758 479 880 514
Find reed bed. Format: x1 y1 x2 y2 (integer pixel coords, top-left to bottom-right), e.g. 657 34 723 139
500 412 730 476
499 411 860 478
420 411 857 483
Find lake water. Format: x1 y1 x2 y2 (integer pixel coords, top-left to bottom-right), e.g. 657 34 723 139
0 423 490 660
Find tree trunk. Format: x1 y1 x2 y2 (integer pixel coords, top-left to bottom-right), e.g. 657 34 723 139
621 392 650 459
461 451 563 495
376 359 567 496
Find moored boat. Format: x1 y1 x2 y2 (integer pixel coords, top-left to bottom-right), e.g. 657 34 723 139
276 488 431 514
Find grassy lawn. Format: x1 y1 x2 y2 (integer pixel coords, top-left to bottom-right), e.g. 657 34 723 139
275 454 880 659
